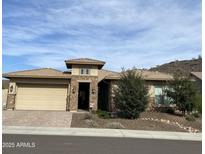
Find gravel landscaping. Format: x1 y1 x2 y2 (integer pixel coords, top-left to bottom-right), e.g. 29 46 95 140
71 111 201 132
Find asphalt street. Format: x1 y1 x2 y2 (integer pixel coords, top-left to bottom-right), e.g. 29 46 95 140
2 134 201 154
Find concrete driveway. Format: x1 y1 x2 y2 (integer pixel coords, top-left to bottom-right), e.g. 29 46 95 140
3 110 72 127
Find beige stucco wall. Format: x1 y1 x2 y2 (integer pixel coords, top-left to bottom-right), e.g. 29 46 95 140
71 65 98 76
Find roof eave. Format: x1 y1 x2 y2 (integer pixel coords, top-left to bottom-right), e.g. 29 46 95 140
104 76 173 81
65 62 104 69
2 75 71 79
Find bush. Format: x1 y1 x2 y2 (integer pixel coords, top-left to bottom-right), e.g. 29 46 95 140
105 122 125 129
165 108 175 114
156 107 175 114
96 110 110 119
185 115 195 121
193 93 202 113
164 71 197 115
114 69 148 119
192 112 200 118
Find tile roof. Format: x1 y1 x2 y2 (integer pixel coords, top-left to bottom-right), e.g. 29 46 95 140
101 69 173 81
3 68 173 81
3 68 71 79
65 58 105 69
190 72 202 80
98 69 120 82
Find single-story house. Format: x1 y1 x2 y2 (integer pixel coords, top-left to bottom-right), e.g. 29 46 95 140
3 58 173 112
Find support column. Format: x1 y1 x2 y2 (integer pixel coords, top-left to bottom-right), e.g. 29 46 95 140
6 94 15 110
69 78 79 111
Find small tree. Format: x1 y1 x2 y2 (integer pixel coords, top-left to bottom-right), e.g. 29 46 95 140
164 71 197 115
114 69 148 119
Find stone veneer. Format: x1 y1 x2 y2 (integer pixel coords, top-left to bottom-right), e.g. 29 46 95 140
6 94 15 110
69 75 98 111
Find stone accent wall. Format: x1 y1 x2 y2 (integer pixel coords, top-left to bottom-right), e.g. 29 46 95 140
69 76 98 111
146 83 156 110
6 94 15 110
66 82 71 111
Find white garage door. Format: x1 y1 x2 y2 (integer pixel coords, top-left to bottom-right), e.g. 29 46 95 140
16 84 67 110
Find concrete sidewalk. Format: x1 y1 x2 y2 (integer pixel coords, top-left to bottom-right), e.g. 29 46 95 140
3 126 201 141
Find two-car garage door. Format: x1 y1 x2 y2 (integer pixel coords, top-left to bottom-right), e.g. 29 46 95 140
16 84 67 110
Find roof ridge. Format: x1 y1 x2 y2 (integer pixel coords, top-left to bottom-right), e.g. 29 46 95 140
65 57 105 63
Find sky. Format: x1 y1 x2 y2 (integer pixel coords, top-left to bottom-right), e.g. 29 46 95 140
3 0 202 73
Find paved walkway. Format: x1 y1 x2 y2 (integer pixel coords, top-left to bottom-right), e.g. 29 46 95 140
3 126 202 141
3 111 72 127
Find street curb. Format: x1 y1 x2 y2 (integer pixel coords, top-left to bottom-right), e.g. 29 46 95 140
3 126 202 141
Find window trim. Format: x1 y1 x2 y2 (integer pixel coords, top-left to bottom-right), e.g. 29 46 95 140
79 68 90 75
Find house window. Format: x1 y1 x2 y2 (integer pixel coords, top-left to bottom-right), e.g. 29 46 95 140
154 86 171 105
80 68 90 75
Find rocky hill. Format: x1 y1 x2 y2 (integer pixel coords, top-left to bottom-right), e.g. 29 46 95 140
149 57 202 75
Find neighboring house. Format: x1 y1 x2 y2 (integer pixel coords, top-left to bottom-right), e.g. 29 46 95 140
190 72 202 93
3 58 173 112
2 80 9 109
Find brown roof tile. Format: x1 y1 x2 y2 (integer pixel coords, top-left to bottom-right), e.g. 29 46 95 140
101 69 173 81
3 68 71 79
98 69 120 82
65 58 105 69
190 72 202 80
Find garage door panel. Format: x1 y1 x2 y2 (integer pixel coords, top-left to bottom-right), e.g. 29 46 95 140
16 84 67 110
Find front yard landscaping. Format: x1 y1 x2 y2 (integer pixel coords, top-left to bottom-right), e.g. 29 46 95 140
71 69 202 133
71 111 201 133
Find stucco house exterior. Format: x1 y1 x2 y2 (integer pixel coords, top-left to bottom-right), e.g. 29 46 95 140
3 58 173 112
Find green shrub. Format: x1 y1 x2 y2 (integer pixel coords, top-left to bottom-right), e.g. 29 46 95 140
114 69 148 119
185 115 195 121
192 112 200 118
96 110 110 119
164 72 197 115
165 108 175 114
158 107 175 114
193 93 202 113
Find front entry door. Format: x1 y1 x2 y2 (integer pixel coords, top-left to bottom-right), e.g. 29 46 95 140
78 83 90 110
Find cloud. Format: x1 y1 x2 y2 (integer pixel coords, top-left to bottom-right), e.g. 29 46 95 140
3 0 202 71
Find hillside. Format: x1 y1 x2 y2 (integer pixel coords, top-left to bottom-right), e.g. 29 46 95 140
149 58 202 75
